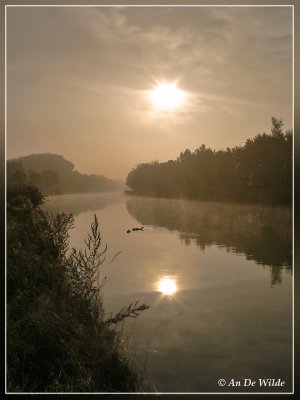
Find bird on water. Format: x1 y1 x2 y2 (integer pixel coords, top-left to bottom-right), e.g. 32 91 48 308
126 227 144 233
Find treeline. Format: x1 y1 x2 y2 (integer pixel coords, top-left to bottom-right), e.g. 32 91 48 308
7 184 149 392
126 118 292 205
7 153 123 195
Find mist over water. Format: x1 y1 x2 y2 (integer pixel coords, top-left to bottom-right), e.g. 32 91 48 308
45 192 292 392
7 5 293 393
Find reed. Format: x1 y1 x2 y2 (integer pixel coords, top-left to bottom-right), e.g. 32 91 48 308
7 184 150 393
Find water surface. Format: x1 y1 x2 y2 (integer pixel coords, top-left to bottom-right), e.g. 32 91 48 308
45 192 293 393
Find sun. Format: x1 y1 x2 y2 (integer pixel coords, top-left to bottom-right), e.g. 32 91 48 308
148 82 186 111
157 278 177 296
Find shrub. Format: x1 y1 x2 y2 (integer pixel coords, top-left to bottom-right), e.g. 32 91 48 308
7 184 149 392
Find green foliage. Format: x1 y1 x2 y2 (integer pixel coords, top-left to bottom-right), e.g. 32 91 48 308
7 185 149 392
7 160 28 185
105 302 150 325
7 153 123 195
15 153 75 175
7 159 61 195
7 183 45 212
126 118 292 205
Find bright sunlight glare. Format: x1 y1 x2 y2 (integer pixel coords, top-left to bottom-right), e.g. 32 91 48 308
157 278 177 296
148 83 186 111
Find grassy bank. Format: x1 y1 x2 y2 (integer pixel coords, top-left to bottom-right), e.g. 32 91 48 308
7 184 149 393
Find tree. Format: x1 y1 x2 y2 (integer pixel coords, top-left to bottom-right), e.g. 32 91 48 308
126 118 292 205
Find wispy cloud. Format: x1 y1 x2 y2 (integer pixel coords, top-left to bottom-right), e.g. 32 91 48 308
7 6 293 178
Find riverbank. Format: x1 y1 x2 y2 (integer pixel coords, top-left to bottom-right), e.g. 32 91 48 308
126 119 292 207
7 184 149 393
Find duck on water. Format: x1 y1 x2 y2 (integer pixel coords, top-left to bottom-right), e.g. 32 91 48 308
126 227 144 234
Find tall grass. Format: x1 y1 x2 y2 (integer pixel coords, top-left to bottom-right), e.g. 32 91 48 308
7 184 150 392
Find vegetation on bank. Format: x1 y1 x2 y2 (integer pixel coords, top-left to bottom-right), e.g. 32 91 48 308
7 153 124 195
126 118 292 205
7 183 149 392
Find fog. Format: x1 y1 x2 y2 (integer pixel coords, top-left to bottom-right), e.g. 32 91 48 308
6 5 292 179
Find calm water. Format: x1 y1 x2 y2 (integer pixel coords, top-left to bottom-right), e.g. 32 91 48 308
44 192 293 393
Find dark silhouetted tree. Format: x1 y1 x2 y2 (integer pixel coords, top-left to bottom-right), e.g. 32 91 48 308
126 118 292 205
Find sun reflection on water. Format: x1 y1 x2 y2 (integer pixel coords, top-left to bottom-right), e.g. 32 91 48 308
157 277 178 296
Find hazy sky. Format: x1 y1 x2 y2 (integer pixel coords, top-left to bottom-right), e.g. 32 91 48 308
7 6 293 179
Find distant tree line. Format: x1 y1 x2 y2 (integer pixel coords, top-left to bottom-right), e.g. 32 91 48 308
126 118 292 205
7 153 123 195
